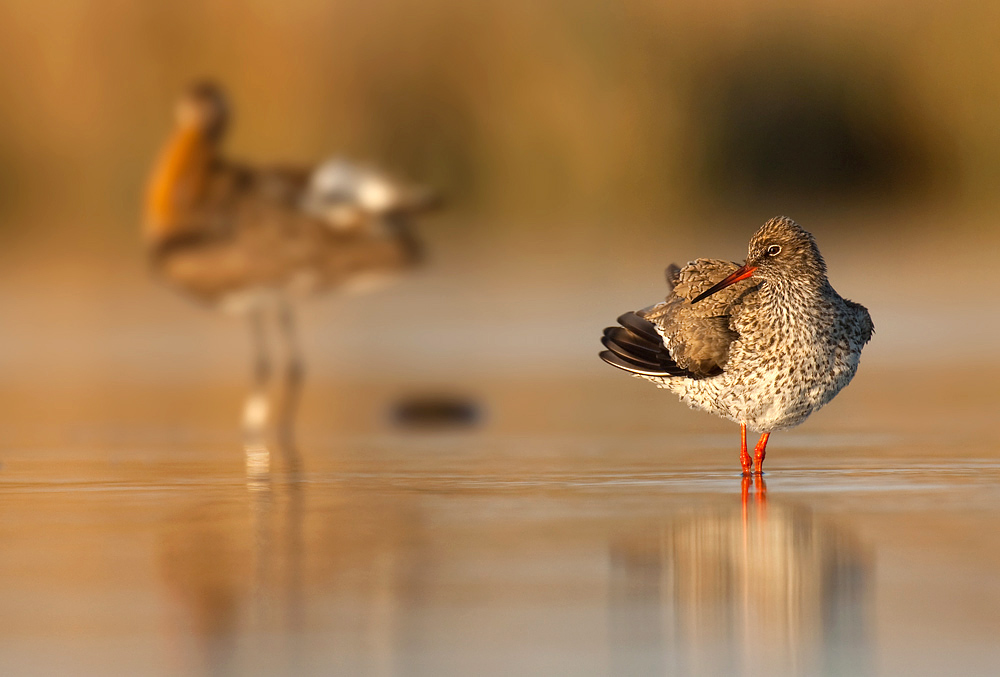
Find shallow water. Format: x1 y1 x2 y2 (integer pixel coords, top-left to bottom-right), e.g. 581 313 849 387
1 370 999 677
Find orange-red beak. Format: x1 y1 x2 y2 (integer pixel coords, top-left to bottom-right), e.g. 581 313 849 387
691 264 757 304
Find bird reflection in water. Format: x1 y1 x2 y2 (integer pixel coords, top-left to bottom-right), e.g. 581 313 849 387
158 462 306 675
609 478 872 676
157 452 423 675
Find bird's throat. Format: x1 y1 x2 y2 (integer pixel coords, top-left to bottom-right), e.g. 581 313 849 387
144 127 214 243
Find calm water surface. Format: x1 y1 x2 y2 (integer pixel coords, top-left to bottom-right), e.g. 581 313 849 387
0 374 999 677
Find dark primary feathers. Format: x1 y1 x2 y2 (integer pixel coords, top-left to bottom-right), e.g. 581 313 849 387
600 312 696 378
600 258 758 380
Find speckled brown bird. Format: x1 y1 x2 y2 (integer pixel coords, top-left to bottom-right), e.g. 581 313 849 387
600 217 873 475
144 81 438 433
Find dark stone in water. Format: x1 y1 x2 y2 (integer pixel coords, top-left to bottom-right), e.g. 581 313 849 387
391 395 482 429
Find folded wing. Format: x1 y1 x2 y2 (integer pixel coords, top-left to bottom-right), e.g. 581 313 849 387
600 258 758 380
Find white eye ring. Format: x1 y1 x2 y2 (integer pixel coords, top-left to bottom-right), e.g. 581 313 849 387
767 244 781 256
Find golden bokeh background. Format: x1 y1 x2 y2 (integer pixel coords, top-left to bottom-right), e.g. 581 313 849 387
0 0 996 430
2 5 1000 675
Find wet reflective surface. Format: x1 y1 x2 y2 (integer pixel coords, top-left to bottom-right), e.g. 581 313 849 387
0 371 999 676
0 372 1000 675
1 0 998 672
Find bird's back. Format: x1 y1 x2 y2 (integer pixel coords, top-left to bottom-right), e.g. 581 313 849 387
643 258 758 377
149 155 313 298
147 136 423 310
152 171 420 309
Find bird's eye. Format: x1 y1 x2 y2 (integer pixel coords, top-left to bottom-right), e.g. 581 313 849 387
766 244 781 256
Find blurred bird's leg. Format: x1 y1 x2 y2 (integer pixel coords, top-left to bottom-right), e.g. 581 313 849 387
276 297 304 457
243 308 273 438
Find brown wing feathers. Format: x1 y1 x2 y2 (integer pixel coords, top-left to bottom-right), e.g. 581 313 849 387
599 312 698 378
600 258 756 380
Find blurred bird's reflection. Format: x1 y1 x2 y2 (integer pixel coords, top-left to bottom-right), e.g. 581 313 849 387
158 469 306 675
610 479 872 676
157 460 422 675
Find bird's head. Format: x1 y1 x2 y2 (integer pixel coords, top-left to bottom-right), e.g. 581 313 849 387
174 80 229 141
692 216 827 303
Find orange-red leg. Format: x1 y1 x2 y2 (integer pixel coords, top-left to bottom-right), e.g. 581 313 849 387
753 432 770 475
740 422 752 475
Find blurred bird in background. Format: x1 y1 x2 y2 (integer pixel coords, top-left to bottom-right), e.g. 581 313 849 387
144 81 439 438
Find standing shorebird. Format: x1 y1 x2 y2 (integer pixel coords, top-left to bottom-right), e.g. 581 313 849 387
600 217 873 475
144 81 437 435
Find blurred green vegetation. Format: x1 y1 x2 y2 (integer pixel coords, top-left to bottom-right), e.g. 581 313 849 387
0 0 996 243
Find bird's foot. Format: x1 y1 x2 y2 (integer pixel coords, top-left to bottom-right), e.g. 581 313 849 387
752 432 770 475
242 392 270 435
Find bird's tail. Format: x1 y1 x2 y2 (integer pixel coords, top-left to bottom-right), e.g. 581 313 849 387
599 311 693 377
